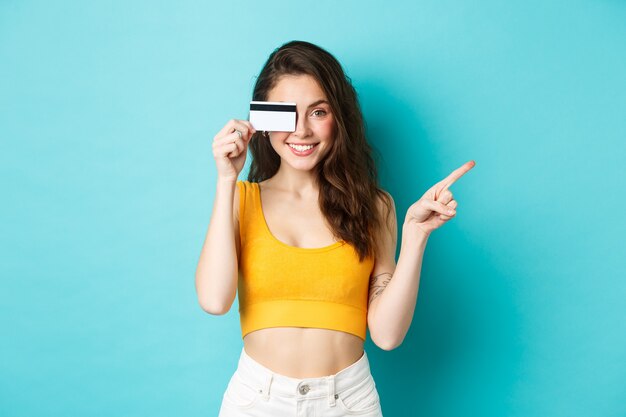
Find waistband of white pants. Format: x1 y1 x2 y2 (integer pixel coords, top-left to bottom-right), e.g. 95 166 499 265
235 346 372 404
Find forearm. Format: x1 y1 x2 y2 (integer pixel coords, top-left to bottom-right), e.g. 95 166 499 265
369 221 429 349
195 178 239 314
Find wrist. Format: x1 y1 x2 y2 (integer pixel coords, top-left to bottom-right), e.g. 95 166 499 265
217 176 238 187
402 219 430 243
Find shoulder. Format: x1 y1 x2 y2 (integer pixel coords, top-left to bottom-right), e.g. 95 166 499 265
376 189 394 209
374 189 396 228
234 180 243 218
233 180 248 259
234 180 251 219
372 188 397 258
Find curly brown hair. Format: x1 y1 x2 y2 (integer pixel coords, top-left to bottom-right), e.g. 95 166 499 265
247 40 393 263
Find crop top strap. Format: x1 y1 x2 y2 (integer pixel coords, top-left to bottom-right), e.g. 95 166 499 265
236 180 263 247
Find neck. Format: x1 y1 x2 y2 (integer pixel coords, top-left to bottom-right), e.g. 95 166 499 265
271 163 319 196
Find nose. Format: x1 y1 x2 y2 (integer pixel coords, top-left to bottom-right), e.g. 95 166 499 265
292 111 310 137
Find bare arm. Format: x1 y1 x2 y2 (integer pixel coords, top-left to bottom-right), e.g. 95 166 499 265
194 178 240 315
368 161 474 349
368 221 429 350
367 193 430 350
195 118 254 315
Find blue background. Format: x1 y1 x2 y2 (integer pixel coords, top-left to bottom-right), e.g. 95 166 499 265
1 1 625 416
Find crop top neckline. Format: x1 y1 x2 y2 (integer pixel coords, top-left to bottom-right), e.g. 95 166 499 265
253 181 346 253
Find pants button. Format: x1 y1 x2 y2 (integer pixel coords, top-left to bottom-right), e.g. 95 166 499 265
299 384 310 395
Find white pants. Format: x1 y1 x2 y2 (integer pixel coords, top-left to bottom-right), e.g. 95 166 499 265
218 346 383 416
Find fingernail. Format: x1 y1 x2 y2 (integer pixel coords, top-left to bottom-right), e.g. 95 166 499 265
447 209 455 214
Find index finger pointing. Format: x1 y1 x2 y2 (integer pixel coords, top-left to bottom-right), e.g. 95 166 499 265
438 160 476 193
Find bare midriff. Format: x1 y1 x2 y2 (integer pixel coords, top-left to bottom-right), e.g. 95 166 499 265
242 327 365 378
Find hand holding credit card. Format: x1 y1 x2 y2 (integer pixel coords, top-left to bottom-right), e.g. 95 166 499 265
249 101 296 132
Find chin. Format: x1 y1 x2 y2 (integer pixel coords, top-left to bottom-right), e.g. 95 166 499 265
287 160 318 171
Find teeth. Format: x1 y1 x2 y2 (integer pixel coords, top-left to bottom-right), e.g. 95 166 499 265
288 144 315 151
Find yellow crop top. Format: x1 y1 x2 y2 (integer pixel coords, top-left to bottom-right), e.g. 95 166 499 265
236 180 375 341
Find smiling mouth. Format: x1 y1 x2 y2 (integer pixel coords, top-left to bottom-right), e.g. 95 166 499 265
286 142 319 155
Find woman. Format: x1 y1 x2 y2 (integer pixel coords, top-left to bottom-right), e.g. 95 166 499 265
196 40 475 417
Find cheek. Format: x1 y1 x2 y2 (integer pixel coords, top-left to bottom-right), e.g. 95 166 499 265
318 118 336 139
269 132 290 153
270 132 290 146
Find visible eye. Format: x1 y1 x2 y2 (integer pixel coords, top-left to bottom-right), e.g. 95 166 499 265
312 109 327 117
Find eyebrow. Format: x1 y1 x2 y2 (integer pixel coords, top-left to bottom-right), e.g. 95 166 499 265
307 99 329 108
